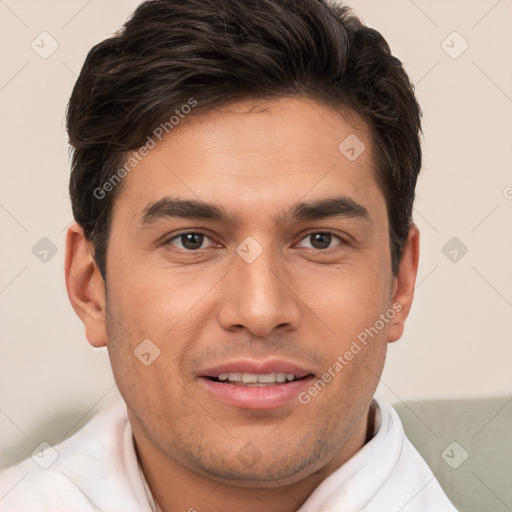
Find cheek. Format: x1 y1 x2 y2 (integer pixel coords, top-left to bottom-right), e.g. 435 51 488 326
105 257 224 377
302 270 389 408
296 261 391 339
107 249 200 328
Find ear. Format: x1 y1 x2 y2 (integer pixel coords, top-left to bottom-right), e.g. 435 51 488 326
387 224 420 343
64 222 107 348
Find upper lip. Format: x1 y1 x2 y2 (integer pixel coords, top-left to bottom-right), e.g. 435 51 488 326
199 359 314 379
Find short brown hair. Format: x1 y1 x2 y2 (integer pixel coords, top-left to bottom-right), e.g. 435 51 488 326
67 0 422 279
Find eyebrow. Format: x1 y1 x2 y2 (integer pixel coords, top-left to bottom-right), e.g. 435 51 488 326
139 195 370 227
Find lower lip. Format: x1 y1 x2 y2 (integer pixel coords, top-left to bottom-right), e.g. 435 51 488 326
199 376 314 410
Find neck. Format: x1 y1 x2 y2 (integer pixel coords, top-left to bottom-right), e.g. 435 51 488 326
132 403 375 512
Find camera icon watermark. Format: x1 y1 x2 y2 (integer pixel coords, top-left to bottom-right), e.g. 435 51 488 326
31 441 59 469
32 237 58 263
236 236 263 263
338 134 366 162
442 237 468 263
441 441 468 469
31 31 59 59
441 31 469 60
134 338 161 366
237 442 262 468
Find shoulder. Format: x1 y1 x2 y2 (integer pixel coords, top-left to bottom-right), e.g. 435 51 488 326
0 397 149 511
367 397 459 511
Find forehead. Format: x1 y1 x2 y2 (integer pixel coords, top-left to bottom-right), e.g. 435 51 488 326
113 96 381 224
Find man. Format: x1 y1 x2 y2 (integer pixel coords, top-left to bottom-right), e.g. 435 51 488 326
0 0 457 510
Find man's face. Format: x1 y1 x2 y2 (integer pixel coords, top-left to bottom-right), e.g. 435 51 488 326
104 97 396 485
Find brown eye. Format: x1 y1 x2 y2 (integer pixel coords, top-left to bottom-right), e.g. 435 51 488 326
167 232 213 251
297 232 343 250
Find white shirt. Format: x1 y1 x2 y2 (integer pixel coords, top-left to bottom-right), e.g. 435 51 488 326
0 394 457 511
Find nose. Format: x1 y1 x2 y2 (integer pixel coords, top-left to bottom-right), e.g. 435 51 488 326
216 244 301 338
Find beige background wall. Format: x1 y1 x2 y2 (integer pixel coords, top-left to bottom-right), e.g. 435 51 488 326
1 0 511 467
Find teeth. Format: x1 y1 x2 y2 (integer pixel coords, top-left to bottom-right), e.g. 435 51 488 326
218 373 242 381
215 372 297 385
256 373 276 383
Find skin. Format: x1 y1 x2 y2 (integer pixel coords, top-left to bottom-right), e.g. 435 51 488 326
65 96 419 512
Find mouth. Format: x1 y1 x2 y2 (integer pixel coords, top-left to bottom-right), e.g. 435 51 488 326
198 360 316 409
205 372 312 386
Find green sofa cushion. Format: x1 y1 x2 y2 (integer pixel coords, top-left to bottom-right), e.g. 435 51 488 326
393 396 512 512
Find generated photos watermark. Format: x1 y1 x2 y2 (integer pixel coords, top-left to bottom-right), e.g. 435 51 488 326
93 98 198 200
298 302 402 405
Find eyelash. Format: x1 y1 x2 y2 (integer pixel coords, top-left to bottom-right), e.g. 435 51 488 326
164 231 348 252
